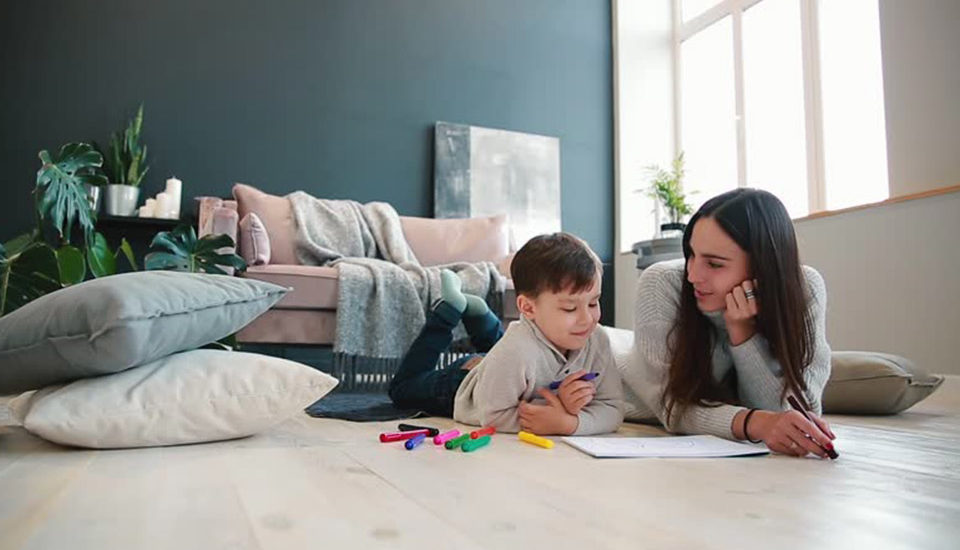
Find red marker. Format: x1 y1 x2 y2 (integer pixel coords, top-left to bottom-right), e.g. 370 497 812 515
787 395 839 460
470 426 496 439
379 429 430 443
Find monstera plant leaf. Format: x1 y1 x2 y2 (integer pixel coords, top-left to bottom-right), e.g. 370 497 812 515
54 245 86 285
0 234 62 316
86 230 139 279
144 225 247 275
35 143 108 246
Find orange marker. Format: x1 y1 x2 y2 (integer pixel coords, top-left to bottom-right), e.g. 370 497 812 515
470 426 496 439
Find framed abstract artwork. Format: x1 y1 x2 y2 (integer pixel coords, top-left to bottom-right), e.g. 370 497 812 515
434 121 561 249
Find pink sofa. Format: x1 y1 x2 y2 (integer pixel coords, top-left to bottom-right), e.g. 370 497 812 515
199 184 518 345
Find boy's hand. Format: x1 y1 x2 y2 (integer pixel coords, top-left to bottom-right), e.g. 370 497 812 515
556 369 596 415
518 389 579 435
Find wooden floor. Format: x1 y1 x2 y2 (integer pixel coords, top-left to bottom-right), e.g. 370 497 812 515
2 377 959 550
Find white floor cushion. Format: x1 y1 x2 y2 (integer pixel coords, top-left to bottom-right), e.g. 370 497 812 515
8 349 338 449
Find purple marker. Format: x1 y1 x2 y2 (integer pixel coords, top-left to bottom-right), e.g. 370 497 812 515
548 372 599 390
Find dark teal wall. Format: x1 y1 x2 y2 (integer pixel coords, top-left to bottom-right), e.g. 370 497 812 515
1 0 613 276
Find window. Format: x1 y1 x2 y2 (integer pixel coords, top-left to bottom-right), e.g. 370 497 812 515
676 0 888 218
681 16 738 211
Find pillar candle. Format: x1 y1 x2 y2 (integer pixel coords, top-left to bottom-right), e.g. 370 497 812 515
155 192 173 219
144 198 157 217
165 177 182 219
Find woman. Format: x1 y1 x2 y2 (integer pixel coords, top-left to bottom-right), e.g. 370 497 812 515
624 188 836 457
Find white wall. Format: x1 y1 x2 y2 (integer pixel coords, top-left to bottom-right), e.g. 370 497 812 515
612 0 674 328
879 0 960 196
795 190 960 375
614 0 960 349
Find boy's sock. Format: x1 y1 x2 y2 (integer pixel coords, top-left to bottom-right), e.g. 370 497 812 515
440 269 467 313
463 294 490 317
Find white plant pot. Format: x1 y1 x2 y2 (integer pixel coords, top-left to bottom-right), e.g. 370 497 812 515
104 184 140 216
84 184 102 214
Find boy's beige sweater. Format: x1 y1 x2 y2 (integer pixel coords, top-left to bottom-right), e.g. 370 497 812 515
454 316 624 435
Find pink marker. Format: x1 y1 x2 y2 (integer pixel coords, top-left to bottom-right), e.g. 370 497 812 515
379 429 430 443
433 429 461 445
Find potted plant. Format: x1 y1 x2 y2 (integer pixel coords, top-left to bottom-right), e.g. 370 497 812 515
1 143 137 316
645 152 693 238
102 104 149 216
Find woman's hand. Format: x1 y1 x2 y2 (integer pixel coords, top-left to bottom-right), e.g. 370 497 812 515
724 279 758 346
518 389 579 435
744 409 836 458
556 369 596 415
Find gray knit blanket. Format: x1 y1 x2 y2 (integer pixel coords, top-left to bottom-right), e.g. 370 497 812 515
289 192 505 387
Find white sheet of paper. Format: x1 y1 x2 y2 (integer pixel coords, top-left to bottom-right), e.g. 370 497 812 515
561 435 769 458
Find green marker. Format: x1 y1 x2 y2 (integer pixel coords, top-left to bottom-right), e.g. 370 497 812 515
461 435 491 452
445 433 471 450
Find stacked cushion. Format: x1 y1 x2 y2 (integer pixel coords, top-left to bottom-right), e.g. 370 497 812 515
0 271 289 395
8 349 338 449
0 271 340 449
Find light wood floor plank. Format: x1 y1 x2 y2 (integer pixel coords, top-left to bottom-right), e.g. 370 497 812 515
1 377 958 549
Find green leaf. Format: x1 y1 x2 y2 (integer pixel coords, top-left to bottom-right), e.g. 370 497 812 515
87 232 117 278
149 230 185 255
116 238 138 271
194 233 235 254
35 142 104 244
1 242 62 316
145 226 246 274
144 251 190 271
3 232 39 256
108 104 148 187
56 245 86 285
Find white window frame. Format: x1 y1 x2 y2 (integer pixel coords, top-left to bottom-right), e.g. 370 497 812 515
673 0 827 213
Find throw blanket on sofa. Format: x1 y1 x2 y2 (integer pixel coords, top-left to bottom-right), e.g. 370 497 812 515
289 192 506 389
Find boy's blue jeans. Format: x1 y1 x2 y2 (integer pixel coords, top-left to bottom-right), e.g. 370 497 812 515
388 301 504 417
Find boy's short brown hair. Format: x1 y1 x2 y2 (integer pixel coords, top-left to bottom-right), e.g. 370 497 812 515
510 232 602 297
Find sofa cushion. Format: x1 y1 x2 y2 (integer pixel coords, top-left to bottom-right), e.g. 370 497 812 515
0 271 288 395
9 349 338 449
239 212 271 266
243 264 340 309
233 183 299 265
400 215 510 267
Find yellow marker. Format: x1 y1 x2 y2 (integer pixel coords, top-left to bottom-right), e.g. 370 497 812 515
518 431 554 449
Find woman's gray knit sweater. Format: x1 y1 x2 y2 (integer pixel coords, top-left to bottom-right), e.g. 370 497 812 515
622 259 831 440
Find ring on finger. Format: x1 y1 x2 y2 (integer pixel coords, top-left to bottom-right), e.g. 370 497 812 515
744 289 756 300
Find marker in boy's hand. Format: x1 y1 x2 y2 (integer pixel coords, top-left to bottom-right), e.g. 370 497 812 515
551 369 598 416
548 371 599 390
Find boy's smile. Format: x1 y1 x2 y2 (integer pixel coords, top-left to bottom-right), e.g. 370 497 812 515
517 277 602 356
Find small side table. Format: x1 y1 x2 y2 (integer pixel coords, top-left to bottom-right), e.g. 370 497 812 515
632 237 683 271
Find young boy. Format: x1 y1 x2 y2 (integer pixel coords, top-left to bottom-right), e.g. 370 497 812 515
388 232 623 435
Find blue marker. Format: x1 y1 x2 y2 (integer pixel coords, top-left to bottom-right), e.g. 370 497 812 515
404 433 427 450
548 372 599 390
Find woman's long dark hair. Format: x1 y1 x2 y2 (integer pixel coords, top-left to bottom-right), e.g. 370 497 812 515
662 188 814 424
